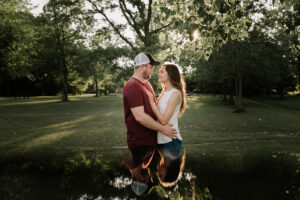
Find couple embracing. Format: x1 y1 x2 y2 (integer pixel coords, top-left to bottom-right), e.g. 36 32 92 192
123 52 186 195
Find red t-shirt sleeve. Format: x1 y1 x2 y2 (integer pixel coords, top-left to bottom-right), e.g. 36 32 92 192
125 83 144 108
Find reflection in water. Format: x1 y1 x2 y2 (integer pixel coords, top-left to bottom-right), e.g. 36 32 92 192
122 144 186 196
0 152 299 200
109 176 131 189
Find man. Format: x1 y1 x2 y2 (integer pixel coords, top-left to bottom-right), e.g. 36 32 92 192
123 52 176 195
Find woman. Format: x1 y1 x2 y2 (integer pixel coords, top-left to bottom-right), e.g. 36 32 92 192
146 63 186 187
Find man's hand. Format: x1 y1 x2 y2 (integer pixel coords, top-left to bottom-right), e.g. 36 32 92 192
131 106 177 138
161 123 177 138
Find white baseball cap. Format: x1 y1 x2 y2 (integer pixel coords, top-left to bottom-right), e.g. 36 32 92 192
131 180 148 195
134 52 160 67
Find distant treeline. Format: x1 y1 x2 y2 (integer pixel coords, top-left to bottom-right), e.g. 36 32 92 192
0 0 299 103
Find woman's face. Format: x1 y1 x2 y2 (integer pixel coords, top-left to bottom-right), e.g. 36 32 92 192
158 65 169 83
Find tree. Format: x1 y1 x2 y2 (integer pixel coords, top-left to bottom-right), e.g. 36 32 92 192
171 0 298 109
87 0 175 52
0 0 38 97
42 0 94 101
253 1 300 94
195 29 296 102
30 15 62 95
169 0 252 111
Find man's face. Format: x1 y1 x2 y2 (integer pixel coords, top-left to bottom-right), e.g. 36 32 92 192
142 64 155 80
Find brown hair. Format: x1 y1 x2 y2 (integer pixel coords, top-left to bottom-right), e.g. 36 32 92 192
164 64 186 116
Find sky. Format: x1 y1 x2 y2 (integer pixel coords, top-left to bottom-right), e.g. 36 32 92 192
29 0 126 23
29 0 134 45
29 0 49 16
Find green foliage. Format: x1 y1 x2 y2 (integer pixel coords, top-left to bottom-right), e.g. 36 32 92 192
194 31 297 97
61 153 111 189
1 0 299 104
0 175 30 200
166 0 252 63
0 1 35 80
87 0 178 54
153 185 168 198
175 0 299 100
40 0 95 100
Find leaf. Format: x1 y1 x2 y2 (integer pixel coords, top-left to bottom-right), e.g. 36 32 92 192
204 53 210 61
158 50 168 61
154 185 167 198
174 47 182 56
159 32 165 41
197 51 203 60
231 34 237 40
170 191 181 200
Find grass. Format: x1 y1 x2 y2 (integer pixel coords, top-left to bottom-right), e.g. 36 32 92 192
0 94 299 200
1 94 299 154
0 95 126 157
0 94 300 167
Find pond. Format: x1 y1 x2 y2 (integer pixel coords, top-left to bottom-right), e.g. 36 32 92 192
0 149 299 200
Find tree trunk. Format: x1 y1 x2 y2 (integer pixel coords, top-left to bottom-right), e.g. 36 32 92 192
144 32 151 47
94 75 99 97
222 94 227 102
229 93 234 105
298 55 300 94
144 0 152 47
52 4 69 102
234 64 245 112
59 27 68 102
279 88 284 99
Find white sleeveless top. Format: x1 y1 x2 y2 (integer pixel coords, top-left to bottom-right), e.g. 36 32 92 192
157 88 183 144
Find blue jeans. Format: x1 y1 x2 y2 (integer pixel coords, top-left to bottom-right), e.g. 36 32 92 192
159 138 182 160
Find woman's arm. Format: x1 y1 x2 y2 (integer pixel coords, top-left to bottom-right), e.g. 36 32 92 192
146 90 181 125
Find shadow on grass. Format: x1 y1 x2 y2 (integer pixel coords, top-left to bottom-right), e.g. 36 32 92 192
0 96 126 155
0 151 299 200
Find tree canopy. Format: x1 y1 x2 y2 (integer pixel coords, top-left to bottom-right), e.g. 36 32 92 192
0 0 298 107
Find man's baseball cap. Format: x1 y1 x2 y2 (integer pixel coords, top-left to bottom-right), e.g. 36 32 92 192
131 180 148 195
134 52 160 66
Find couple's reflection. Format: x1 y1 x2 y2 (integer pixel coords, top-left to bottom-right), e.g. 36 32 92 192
123 139 185 196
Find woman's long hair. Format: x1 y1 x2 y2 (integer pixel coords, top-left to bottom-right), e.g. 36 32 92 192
163 63 186 116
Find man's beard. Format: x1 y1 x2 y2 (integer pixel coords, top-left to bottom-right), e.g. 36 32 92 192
143 71 151 80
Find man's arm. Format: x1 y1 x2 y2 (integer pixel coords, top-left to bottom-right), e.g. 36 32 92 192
131 106 176 138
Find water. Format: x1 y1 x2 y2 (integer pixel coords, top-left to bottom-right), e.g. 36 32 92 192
0 150 299 200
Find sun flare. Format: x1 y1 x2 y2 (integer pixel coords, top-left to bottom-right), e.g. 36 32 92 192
193 29 200 40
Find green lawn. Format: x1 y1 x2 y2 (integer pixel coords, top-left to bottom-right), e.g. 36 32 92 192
0 94 300 164
182 95 300 155
0 94 299 200
0 95 127 157
1 94 299 157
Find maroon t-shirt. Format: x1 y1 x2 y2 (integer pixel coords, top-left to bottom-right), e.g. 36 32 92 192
123 77 157 149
